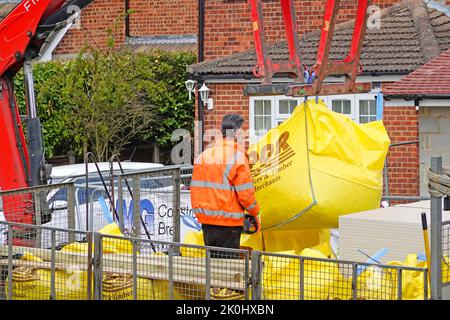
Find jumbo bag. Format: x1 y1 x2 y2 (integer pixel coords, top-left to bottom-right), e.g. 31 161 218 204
248 99 390 230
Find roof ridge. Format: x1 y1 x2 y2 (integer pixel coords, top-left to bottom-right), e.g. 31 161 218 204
408 0 441 63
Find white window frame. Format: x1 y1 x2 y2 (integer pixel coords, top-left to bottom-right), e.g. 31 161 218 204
354 93 377 124
249 96 275 141
275 95 300 125
249 93 378 140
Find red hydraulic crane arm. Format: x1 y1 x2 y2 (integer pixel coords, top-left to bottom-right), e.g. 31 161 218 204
248 0 372 97
0 0 61 76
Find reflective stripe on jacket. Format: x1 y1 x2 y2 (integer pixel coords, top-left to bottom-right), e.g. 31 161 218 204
190 138 260 227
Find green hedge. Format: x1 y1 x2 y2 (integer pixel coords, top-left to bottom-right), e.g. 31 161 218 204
14 50 196 159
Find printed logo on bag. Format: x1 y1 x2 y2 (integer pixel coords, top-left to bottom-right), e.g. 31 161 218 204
248 131 295 177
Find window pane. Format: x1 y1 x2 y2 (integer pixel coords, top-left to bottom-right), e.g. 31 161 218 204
343 100 351 114
263 101 271 115
359 99 377 123
264 116 271 129
255 101 264 115
279 100 290 114
369 101 376 115
289 100 297 113
332 100 342 113
279 100 296 115
360 100 369 115
255 116 263 130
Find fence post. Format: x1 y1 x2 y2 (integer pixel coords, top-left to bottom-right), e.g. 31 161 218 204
132 176 141 238
168 244 174 300
132 239 138 300
299 258 304 300
424 269 429 300
118 176 124 233
172 168 181 243
86 232 93 300
33 190 42 248
430 156 442 300
50 230 56 300
205 248 211 300
251 251 262 300
352 263 358 300
67 183 76 241
93 232 103 300
397 269 403 300
244 250 250 300
7 225 13 300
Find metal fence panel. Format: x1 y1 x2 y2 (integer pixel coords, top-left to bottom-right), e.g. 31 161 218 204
0 221 429 301
115 166 182 245
93 233 250 300
253 251 428 300
0 221 91 300
442 221 450 286
0 183 78 248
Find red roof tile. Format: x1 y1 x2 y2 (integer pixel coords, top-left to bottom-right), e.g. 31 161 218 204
384 47 450 96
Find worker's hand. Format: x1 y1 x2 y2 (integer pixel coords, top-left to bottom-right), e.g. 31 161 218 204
243 214 261 234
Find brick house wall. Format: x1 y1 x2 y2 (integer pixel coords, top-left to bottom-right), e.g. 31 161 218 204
203 0 402 60
54 0 125 55
128 0 197 37
197 83 249 149
382 106 420 199
55 0 197 55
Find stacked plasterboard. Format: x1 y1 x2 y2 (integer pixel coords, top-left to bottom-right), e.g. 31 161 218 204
339 200 450 263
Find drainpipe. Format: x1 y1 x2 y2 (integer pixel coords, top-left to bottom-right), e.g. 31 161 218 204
125 0 130 38
198 0 205 63
197 0 205 153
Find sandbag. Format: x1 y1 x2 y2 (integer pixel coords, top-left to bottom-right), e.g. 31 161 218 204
248 99 390 230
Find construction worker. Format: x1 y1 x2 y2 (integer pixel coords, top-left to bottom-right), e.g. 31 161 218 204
190 114 260 259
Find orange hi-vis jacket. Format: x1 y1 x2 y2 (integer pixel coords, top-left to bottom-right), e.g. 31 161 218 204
190 138 260 227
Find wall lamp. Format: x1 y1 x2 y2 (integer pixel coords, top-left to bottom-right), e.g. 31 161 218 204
198 83 214 110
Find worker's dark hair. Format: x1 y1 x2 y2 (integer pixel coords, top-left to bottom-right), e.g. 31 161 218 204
221 114 244 138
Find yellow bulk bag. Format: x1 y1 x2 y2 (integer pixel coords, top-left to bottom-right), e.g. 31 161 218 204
248 99 390 230
60 223 133 254
5 252 90 300
182 228 332 256
262 249 339 300
261 229 334 257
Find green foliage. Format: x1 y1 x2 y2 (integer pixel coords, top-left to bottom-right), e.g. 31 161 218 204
13 50 196 159
133 50 196 147
14 61 73 157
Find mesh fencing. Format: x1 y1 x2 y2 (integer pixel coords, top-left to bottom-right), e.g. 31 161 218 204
442 221 450 285
0 221 92 300
0 219 430 301
115 166 181 245
252 252 428 300
0 183 79 248
94 233 250 300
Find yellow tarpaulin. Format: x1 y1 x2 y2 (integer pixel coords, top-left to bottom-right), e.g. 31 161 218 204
248 99 390 230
